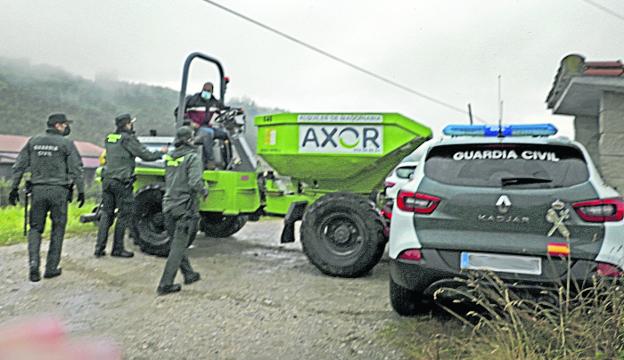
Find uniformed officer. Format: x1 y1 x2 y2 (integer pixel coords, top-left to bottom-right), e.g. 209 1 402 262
95 113 167 258
157 126 205 295
9 113 85 282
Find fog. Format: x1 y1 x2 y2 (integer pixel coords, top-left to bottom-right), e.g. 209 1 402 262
2 0 623 136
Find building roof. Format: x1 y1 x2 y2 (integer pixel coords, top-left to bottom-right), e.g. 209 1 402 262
546 54 624 110
0 134 104 158
546 54 624 117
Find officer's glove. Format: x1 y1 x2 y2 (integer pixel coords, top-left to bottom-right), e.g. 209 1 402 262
200 189 209 200
8 188 19 206
77 193 85 208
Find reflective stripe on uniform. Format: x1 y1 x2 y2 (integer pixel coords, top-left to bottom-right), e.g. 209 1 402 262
106 133 122 143
164 154 187 167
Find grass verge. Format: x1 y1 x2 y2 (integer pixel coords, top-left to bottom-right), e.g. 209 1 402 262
0 201 98 246
383 271 624 360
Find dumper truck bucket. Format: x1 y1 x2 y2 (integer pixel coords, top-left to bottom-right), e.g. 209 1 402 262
255 113 432 194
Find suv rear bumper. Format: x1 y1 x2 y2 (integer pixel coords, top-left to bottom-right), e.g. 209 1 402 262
390 249 599 297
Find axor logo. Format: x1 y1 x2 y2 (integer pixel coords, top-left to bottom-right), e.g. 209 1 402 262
299 125 383 154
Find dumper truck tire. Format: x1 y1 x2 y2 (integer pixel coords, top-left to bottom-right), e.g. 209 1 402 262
199 212 247 238
133 186 171 257
300 192 385 278
133 187 200 257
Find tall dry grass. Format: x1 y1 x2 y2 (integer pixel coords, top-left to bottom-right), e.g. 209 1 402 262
433 269 624 360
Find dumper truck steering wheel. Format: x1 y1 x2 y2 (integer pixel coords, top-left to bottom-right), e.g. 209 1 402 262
213 108 245 134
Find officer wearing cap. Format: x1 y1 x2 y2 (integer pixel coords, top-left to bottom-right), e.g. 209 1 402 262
157 126 205 295
9 113 85 282
95 113 167 258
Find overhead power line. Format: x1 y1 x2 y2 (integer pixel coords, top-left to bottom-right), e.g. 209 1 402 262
199 0 487 123
580 0 624 22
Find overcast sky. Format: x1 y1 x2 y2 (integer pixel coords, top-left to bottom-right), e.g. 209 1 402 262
1 0 624 136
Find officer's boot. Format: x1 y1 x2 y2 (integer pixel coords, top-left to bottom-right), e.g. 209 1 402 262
44 221 64 279
157 284 182 295
27 230 42 282
94 211 113 257
157 222 188 294
181 256 200 285
111 219 133 258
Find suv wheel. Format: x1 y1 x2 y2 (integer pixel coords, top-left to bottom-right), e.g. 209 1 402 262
389 277 426 316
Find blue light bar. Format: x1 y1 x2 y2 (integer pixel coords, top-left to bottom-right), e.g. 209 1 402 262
443 124 558 137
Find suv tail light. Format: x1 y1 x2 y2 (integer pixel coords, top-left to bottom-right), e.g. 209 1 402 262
396 191 440 214
398 249 423 261
572 198 624 222
596 262 624 277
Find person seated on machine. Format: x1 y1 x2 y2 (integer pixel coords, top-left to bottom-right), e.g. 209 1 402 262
175 82 230 170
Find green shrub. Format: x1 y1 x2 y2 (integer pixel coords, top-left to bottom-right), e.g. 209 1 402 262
0 201 98 246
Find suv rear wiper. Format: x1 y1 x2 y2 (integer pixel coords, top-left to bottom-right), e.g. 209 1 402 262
501 177 553 187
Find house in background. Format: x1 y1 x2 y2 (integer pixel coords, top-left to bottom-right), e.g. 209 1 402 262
547 54 624 192
0 134 103 182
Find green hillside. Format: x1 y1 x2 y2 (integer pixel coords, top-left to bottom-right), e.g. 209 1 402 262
0 57 283 150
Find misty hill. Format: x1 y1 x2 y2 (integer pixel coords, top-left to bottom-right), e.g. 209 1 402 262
0 57 283 150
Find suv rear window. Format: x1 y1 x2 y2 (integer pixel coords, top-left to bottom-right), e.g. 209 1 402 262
424 143 589 188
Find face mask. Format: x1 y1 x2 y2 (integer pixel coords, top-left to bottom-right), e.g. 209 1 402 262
62 125 71 136
201 91 212 100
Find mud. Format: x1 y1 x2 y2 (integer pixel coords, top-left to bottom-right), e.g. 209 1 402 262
0 220 413 359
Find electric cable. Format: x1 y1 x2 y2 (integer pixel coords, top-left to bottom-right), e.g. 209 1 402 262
199 0 488 123
580 0 624 22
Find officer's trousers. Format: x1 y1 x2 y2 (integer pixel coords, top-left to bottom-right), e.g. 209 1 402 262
158 209 198 287
96 178 134 253
28 185 69 272
196 126 228 167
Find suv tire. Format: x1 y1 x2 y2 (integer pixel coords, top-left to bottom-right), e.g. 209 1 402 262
389 277 426 316
301 192 385 278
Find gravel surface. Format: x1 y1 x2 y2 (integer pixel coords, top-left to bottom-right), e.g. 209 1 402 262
0 220 414 359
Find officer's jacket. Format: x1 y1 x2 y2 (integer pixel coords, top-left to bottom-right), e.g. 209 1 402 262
103 130 162 182
174 93 227 126
162 144 206 215
11 128 85 192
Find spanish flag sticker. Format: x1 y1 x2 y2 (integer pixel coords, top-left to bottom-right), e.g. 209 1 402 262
547 242 570 256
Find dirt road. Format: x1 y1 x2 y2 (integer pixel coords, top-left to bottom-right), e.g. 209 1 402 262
0 220 436 359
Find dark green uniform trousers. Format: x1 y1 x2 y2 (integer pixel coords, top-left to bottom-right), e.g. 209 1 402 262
95 178 134 253
158 210 197 287
28 185 69 272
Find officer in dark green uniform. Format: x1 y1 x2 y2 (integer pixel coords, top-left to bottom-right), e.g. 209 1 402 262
9 113 85 282
157 126 205 295
95 113 167 258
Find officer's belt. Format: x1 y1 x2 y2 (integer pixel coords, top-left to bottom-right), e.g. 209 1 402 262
106 177 136 186
31 183 71 188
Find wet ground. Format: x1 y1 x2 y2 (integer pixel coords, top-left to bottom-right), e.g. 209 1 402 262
0 220 423 359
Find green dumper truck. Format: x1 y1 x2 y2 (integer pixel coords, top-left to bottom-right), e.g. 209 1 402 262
84 53 432 277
